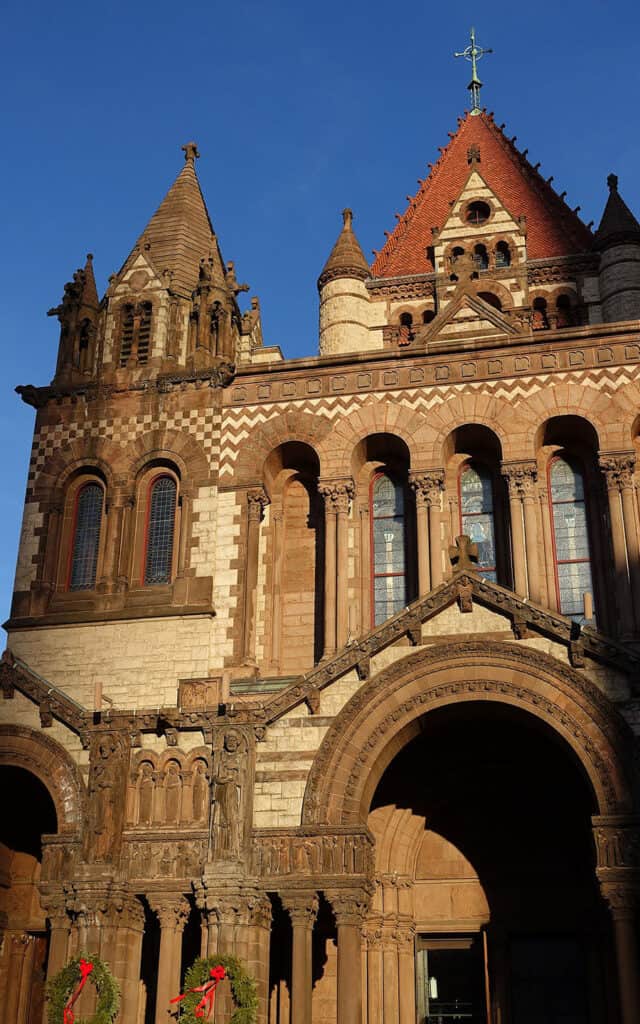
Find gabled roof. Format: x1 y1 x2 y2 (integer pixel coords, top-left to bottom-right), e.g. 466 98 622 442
372 111 593 277
595 173 640 249
119 142 223 297
318 208 370 288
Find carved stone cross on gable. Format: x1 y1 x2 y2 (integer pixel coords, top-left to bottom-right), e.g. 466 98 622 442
449 534 479 571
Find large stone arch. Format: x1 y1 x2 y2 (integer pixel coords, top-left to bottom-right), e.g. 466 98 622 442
427 396 530 463
302 641 634 826
0 725 86 835
233 410 331 485
116 427 210 487
317 398 435 478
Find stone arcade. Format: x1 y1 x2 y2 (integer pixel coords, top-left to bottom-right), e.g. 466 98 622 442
1 86 640 1024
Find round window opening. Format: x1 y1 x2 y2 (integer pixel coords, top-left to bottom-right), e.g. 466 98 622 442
466 200 491 225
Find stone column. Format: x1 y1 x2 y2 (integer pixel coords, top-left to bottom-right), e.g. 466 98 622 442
600 458 635 636
358 503 371 632
41 892 71 982
328 891 369 1024
109 895 146 1024
177 490 193 576
520 467 541 603
282 892 318 1024
116 495 135 590
100 488 127 590
363 919 383 1024
538 484 558 611
149 895 190 1024
319 480 354 657
4 933 31 1024
243 489 269 666
269 507 284 670
593 815 640 1024
408 476 431 595
425 472 445 587
502 463 531 598
397 923 417 1024
601 455 640 633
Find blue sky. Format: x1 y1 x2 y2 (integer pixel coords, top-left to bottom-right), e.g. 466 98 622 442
1 0 639 631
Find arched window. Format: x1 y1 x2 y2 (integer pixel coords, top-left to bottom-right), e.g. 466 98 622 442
68 483 103 590
473 244 489 270
119 302 152 367
495 241 511 268
533 297 549 330
371 474 407 626
422 309 435 325
459 463 497 581
549 456 595 621
144 476 177 585
556 294 573 328
466 201 490 225
398 312 413 346
478 291 502 311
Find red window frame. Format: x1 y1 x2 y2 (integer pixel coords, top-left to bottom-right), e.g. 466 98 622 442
141 473 178 586
369 471 407 627
547 454 594 616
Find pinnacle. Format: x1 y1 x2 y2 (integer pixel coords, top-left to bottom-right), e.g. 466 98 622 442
318 208 369 290
595 173 640 249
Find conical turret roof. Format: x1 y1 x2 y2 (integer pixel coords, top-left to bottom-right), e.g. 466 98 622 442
120 142 225 297
372 111 593 277
318 209 370 288
594 174 640 249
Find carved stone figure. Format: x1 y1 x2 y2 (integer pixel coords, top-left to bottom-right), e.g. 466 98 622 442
164 761 182 824
86 732 127 863
192 759 209 823
211 730 244 860
137 761 154 825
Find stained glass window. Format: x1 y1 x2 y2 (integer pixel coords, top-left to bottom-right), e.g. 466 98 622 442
144 476 177 585
460 464 497 582
69 483 103 590
371 474 406 625
550 456 594 621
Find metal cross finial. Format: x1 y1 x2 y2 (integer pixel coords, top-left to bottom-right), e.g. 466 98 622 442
454 27 493 115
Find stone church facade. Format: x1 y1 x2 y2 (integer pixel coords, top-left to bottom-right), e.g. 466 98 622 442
1 108 640 1024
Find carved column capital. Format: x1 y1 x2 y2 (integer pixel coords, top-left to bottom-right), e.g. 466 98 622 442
40 890 71 928
318 479 354 515
247 488 269 522
592 815 640 869
409 470 445 507
326 889 371 928
149 894 191 932
599 453 636 491
501 461 537 499
281 891 319 927
599 881 640 920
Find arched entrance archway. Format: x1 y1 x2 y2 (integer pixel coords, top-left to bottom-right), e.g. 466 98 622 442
300 641 638 1024
0 727 85 1022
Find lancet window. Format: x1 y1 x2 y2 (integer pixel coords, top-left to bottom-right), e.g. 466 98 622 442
370 473 407 625
143 475 177 585
548 456 595 621
119 301 152 367
459 463 497 582
68 483 104 590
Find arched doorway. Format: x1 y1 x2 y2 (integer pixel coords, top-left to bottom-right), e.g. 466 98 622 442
369 701 611 1024
0 765 57 1024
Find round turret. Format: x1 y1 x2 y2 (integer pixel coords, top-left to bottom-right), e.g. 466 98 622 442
318 209 372 356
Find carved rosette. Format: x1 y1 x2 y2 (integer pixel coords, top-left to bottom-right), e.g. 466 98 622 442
247 488 269 522
409 470 445 508
599 454 636 492
501 461 537 500
318 479 355 515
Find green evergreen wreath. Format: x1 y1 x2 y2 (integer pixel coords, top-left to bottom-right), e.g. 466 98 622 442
46 953 120 1024
179 955 258 1024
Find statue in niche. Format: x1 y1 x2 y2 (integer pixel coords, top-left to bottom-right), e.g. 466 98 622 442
210 730 244 860
137 761 155 825
164 761 182 824
87 733 123 863
192 759 209 823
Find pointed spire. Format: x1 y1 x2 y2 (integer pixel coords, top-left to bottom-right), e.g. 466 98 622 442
594 173 640 249
318 208 370 289
119 142 224 297
80 253 99 310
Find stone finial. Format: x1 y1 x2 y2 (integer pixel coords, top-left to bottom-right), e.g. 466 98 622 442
449 535 479 571
607 173 619 192
182 142 200 163
342 208 353 228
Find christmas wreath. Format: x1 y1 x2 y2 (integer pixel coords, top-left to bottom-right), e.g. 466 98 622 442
46 953 120 1024
174 955 258 1023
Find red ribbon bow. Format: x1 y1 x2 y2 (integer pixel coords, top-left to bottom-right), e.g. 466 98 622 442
63 959 94 1024
170 965 226 1019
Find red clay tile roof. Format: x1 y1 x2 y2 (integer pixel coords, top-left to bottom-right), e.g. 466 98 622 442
371 111 593 278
